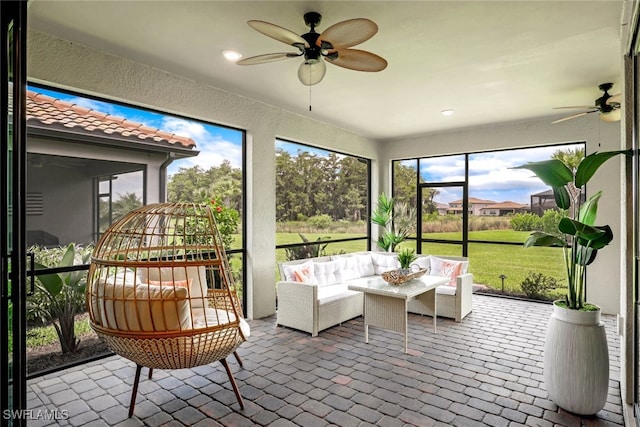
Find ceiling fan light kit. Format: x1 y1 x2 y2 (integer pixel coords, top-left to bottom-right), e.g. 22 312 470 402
237 11 387 86
552 82 622 124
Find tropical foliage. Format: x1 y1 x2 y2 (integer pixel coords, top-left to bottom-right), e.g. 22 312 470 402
285 233 330 261
398 248 417 269
514 149 631 309
28 244 92 353
370 193 416 252
206 197 240 250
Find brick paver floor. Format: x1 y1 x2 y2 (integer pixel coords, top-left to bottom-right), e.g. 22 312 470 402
27 295 623 426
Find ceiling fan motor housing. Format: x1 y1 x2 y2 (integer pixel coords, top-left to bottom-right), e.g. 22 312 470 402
301 32 322 64
596 82 615 112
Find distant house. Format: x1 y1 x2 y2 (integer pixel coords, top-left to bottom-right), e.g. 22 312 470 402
479 201 529 216
436 202 449 216
447 197 496 215
26 90 199 246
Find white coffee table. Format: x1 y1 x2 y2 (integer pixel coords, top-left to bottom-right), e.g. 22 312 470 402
348 275 449 353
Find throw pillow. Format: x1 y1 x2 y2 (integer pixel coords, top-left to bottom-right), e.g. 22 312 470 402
430 256 469 276
440 260 463 287
282 260 316 283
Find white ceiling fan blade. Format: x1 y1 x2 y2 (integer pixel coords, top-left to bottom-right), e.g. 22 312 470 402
298 60 326 86
551 111 590 124
317 18 378 50
326 49 387 72
600 109 621 122
247 20 308 47
237 52 299 65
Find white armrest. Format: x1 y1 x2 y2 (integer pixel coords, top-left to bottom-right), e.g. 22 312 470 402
276 281 320 336
455 273 473 322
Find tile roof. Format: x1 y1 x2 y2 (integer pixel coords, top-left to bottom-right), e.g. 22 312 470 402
449 197 496 205
483 201 528 209
26 91 196 149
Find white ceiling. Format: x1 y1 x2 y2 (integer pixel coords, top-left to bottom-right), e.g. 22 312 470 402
28 1 626 141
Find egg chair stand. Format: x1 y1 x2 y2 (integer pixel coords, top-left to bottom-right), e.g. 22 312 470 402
86 203 250 418
128 357 244 418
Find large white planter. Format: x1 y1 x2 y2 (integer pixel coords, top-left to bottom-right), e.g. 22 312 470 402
544 301 609 415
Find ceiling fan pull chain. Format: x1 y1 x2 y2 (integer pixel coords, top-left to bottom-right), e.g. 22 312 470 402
309 70 312 111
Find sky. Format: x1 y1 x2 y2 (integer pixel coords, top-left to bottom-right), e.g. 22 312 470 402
30 85 579 207
28 85 243 176
412 144 582 205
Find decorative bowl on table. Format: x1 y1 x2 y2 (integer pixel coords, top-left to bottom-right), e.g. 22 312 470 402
382 268 427 285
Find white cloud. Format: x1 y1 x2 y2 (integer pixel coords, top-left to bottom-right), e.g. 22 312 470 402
157 117 243 175
162 117 208 140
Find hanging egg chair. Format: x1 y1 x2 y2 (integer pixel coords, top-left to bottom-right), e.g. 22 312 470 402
86 203 249 417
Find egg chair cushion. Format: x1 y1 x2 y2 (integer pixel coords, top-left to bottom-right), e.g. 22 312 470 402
138 266 209 308
191 307 251 337
95 281 193 332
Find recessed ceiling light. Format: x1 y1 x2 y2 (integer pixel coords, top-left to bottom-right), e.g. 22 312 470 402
222 50 242 62
441 109 455 116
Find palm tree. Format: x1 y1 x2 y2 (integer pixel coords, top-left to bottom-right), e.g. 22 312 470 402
552 147 585 172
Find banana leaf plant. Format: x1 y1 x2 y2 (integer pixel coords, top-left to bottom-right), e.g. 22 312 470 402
514 149 631 310
30 243 91 353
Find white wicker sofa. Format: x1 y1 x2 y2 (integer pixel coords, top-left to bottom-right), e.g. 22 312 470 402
276 251 473 336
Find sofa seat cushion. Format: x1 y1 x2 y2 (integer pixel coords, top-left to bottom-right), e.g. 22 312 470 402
370 252 401 275
317 284 361 305
314 259 344 286
412 255 431 272
435 285 457 296
331 255 362 281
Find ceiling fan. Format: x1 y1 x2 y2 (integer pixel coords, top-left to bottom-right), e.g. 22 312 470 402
237 11 388 86
552 83 622 124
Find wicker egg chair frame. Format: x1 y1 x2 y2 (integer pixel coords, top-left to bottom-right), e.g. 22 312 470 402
86 203 248 417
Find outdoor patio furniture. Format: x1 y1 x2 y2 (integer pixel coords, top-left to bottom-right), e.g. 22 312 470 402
276 252 473 336
347 275 448 353
86 203 249 417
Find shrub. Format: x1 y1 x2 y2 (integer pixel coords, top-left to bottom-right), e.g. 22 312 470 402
540 209 563 236
28 243 92 353
207 197 240 250
520 271 558 300
285 233 330 260
308 214 332 230
510 213 542 231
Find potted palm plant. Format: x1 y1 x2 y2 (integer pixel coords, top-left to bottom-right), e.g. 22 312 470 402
397 248 418 272
370 193 415 252
514 149 630 415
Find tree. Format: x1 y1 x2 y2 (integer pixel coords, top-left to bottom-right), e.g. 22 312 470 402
275 147 368 222
552 147 585 172
112 192 142 221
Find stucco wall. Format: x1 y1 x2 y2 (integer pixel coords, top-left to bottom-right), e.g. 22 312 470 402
379 117 623 314
27 30 378 319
